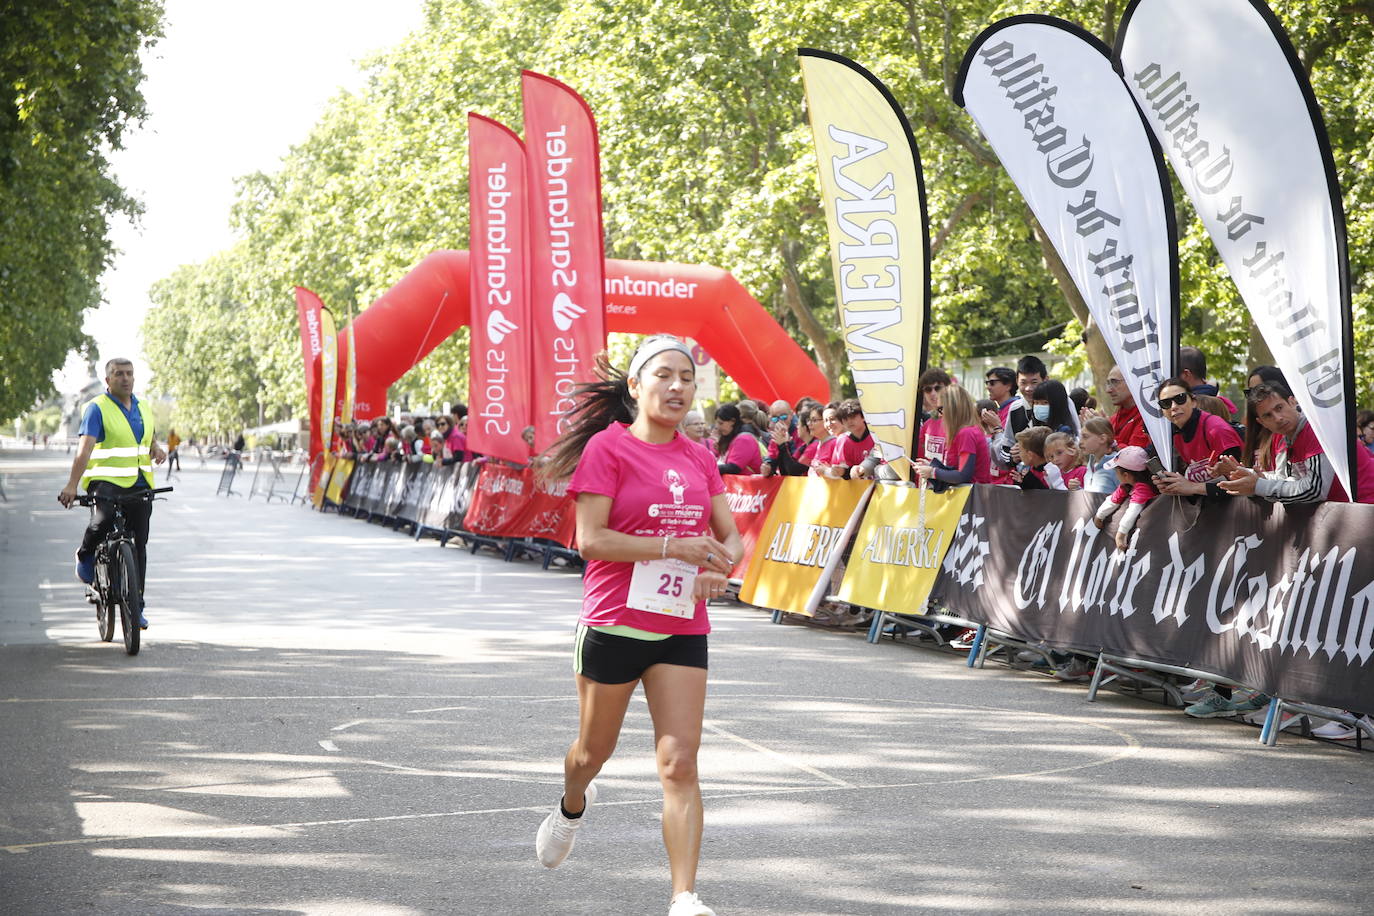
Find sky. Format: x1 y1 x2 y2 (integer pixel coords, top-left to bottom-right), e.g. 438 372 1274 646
58 0 428 392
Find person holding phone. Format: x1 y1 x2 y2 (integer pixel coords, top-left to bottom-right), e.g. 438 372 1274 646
1150 377 1241 497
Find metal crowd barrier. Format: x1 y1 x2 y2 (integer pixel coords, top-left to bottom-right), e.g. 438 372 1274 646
248 449 292 502
216 451 243 497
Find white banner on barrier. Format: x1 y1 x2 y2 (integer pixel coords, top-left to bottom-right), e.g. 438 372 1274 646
1116 0 1354 496
955 15 1177 468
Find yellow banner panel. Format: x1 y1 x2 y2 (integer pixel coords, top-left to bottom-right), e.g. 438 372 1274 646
325 457 354 505
838 483 969 614
800 50 930 480
738 476 872 615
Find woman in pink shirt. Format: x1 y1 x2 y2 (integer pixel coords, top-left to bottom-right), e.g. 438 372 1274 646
711 402 762 474
914 385 992 488
535 336 741 916
809 402 844 475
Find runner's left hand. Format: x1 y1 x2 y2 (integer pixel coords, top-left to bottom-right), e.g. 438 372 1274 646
694 570 729 603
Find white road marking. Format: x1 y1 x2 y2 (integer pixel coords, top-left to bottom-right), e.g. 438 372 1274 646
0 737 1140 856
331 719 369 732
0 693 1146 855
701 719 855 788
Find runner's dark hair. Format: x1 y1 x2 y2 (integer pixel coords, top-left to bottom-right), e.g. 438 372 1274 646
540 351 635 481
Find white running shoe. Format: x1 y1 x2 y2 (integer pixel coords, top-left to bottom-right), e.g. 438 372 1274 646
535 780 597 868
1311 719 1357 740
668 891 716 916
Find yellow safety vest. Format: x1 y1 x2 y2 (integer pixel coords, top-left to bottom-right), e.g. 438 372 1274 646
80 395 155 489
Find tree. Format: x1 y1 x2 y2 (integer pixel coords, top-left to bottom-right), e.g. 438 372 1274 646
144 0 1374 425
0 0 164 420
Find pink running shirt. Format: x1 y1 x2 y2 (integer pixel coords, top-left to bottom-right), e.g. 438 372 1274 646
568 423 725 634
917 417 947 462
946 425 993 484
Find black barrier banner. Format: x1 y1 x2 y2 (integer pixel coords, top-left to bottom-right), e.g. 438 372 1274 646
933 486 1374 712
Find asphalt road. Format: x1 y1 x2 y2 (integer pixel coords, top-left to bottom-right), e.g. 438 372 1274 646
1 448 1370 915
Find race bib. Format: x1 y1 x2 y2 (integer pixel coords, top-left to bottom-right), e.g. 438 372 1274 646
627 558 699 618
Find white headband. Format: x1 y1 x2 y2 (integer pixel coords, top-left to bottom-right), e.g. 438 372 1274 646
628 337 695 379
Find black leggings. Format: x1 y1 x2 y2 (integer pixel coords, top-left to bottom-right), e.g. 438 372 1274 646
79 482 152 596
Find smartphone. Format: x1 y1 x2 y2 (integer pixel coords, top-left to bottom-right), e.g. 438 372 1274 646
1146 456 1167 477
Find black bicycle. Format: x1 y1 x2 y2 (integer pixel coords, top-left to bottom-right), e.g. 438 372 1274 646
76 486 172 655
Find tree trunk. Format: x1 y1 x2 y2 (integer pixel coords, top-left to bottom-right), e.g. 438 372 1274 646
1027 211 1114 399
780 240 846 401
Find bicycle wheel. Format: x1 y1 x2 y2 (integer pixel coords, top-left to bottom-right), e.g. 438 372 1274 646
115 540 141 656
95 581 115 642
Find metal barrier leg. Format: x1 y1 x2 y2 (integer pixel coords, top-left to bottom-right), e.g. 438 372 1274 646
965 625 987 668
975 632 996 669
1086 656 1108 702
771 609 783 624
866 611 885 644
1259 696 1281 746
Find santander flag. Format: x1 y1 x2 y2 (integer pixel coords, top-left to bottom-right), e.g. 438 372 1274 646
521 71 607 451
294 286 326 462
468 113 533 464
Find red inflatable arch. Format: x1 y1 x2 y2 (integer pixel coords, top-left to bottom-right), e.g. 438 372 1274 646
345 249 828 417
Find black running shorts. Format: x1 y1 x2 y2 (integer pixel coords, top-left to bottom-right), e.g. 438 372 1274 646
573 624 708 684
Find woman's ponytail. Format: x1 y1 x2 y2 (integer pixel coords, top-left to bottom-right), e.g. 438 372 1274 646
539 351 635 480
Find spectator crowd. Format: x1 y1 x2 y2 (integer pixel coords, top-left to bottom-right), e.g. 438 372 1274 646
310 347 1374 740
692 348 1374 739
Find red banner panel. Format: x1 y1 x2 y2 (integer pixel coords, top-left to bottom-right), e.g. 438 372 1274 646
468 113 533 464
722 475 783 578
522 71 607 451
462 463 576 548
294 286 326 462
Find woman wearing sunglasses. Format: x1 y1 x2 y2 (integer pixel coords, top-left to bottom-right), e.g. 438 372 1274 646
1151 377 1242 497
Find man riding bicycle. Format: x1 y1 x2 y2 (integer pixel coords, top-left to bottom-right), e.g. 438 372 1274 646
58 358 166 628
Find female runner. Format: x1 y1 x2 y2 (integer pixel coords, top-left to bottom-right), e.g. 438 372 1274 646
536 336 742 916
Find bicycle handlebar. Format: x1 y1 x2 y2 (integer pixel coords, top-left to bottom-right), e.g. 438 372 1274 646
75 486 173 507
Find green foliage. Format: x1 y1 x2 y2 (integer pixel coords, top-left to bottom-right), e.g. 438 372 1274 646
143 0 1374 429
0 0 164 421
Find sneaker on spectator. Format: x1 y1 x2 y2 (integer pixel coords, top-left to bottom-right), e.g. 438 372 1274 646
1228 690 1269 714
1053 657 1096 682
1311 719 1357 740
668 891 716 916
1184 691 1237 718
1180 678 1213 703
950 628 979 650
535 781 597 868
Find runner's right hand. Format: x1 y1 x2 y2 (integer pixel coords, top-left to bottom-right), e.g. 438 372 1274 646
668 534 732 571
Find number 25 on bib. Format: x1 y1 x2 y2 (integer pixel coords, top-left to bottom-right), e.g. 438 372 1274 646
627 558 699 619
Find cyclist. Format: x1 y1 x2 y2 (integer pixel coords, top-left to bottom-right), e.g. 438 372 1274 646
57 358 165 628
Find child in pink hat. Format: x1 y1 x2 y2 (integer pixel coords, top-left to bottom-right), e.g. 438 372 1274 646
1093 445 1159 550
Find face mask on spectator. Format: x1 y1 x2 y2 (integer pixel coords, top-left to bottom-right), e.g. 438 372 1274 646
1032 404 1051 422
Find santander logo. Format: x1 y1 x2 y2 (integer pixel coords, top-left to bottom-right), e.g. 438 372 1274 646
486 310 518 345
551 292 586 332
